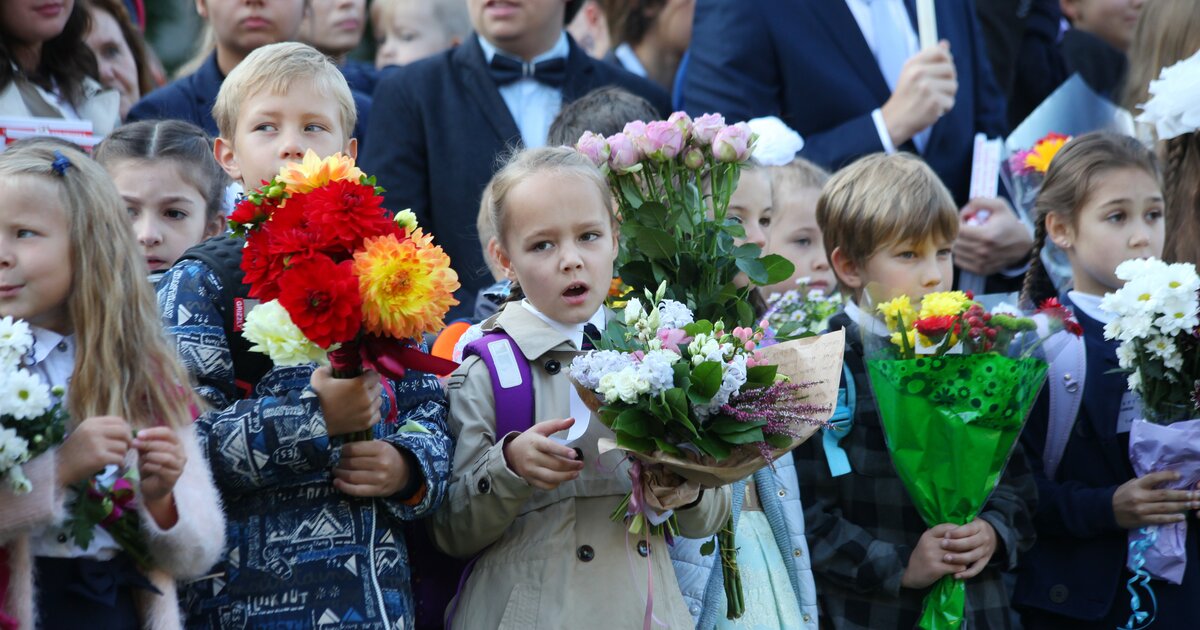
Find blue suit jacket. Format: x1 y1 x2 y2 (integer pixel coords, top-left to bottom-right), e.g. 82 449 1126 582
1014 299 1200 625
127 53 373 147
681 0 1007 204
360 34 670 319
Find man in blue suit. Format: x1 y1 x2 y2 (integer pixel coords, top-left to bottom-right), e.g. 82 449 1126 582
682 0 1032 288
361 0 670 319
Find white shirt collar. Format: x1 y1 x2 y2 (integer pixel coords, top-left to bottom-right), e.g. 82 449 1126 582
477 31 569 65
614 43 648 78
520 299 605 350
28 326 74 367
1067 290 1111 325
844 299 892 338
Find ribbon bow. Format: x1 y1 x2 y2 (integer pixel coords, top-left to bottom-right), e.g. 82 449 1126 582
489 54 566 87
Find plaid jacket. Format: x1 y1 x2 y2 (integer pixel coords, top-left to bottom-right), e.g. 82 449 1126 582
795 310 1038 629
158 260 453 629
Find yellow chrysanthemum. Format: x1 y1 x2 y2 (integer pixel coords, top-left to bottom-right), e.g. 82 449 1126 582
277 149 364 195
918 291 971 319
1024 135 1069 174
890 329 917 351
354 230 461 339
877 295 917 330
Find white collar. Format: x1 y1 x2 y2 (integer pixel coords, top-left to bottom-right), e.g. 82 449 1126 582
844 299 892 337
520 299 605 350
614 43 648 78
477 31 569 64
28 326 73 367
1067 290 1111 325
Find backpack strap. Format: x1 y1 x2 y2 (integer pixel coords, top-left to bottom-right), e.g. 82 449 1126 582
823 363 856 477
462 332 535 438
177 235 273 397
1034 315 1086 480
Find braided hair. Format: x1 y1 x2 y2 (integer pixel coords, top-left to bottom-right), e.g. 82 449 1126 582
1162 132 1200 265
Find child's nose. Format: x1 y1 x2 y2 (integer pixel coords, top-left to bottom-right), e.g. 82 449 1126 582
812 253 830 271
136 217 163 246
277 134 305 161
744 224 767 250
560 245 584 270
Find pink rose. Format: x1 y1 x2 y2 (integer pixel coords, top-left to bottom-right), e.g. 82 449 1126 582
712 122 754 163
657 328 693 354
575 131 610 168
691 113 726 145
682 146 705 170
642 120 685 161
623 120 648 143
667 111 693 139
606 132 643 173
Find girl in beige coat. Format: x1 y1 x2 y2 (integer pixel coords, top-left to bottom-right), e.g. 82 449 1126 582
0 142 224 629
432 147 731 629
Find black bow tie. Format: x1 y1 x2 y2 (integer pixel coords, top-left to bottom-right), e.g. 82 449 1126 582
489 54 567 87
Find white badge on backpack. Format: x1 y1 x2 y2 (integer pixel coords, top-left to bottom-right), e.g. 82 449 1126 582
1116 391 1141 434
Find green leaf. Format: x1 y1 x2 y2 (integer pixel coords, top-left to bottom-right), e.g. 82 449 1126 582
765 433 792 449
653 437 684 457
700 538 717 556
619 177 645 209
759 254 797 285
684 320 714 337
692 434 733 460
735 300 755 328
614 408 655 438
745 365 778 386
637 227 679 259
732 243 762 259
735 257 768 285
723 428 765 444
616 431 656 453
690 361 724 398
710 419 767 435
665 388 691 422
618 261 657 292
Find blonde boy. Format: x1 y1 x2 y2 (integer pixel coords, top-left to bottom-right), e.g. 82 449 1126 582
372 0 470 69
161 41 452 628
795 153 1037 629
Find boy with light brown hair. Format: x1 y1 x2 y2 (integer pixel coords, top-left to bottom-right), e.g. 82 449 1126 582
160 41 453 628
795 153 1037 629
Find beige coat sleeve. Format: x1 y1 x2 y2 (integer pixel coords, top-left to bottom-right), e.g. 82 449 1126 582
137 424 226 579
675 483 732 539
431 357 536 558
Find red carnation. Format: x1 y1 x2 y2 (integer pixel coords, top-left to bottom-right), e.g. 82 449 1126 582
915 315 956 339
278 257 363 348
1037 297 1083 336
229 198 270 228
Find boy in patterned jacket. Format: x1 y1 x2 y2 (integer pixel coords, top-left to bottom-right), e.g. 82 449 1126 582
795 153 1037 629
158 42 452 629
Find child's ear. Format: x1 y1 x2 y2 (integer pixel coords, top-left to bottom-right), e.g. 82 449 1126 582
213 137 241 183
489 237 517 282
345 138 358 160
204 213 224 239
195 0 209 20
1044 213 1076 250
829 247 864 290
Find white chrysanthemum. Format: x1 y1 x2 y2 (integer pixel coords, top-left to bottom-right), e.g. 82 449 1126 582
0 426 30 490
242 300 329 366
1116 341 1138 370
1136 50 1200 140
1154 303 1200 336
0 316 33 367
1114 257 1163 283
1128 370 1142 393
657 300 694 330
1148 335 1177 362
0 368 52 420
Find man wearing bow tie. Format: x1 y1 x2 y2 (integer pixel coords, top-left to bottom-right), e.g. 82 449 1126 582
362 0 669 319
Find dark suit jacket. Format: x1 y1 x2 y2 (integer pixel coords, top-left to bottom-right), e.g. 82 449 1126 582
127 52 373 146
1014 299 1200 626
681 0 1007 205
361 34 670 319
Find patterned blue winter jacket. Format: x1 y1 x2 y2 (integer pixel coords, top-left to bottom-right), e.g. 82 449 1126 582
157 259 453 630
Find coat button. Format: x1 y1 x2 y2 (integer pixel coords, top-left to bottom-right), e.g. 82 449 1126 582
777 488 786 497
577 545 595 562
803 614 812 623
476 477 491 494
637 540 650 557
573 447 585 462
793 547 803 557
1049 584 1069 603
57 533 68 544
544 359 561 375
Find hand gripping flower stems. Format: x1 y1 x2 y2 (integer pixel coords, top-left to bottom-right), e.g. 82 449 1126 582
230 151 460 441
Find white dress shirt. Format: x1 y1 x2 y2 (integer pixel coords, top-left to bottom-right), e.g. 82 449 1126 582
521 300 606 445
614 43 648 78
844 0 921 154
24 326 122 560
477 33 570 149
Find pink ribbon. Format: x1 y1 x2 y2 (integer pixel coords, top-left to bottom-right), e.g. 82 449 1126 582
330 336 460 383
627 459 646 519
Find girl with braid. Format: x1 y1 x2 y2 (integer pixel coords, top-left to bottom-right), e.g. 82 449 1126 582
1014 132 1200 628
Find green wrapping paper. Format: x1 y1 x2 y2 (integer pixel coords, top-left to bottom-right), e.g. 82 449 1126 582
866 354 1048 630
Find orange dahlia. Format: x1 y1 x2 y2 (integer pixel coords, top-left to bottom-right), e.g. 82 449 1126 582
353 230 460 339
1023 132 1071 174
277 150 365 195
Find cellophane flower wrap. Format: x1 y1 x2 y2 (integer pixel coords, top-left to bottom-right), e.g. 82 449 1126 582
764 280 843 337
0 316 66 494
1100 258 1200 585
863 291 1069 630
229 151 461 440
573 113 846 622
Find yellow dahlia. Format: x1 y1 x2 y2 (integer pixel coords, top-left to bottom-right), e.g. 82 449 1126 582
877 295 917 331
277 149 364 195
1024 133 1070 174
354 230 461 339
918 291 972 319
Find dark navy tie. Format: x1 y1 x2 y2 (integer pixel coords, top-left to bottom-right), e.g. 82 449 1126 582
582 323 601 351
489 54 567 87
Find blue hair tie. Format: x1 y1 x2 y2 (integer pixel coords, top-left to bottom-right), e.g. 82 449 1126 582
50 150 71 176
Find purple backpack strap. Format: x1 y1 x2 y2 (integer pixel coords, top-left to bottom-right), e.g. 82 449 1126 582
463 331 535 437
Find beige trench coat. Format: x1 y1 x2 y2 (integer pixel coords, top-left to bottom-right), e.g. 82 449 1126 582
432 303 731 629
